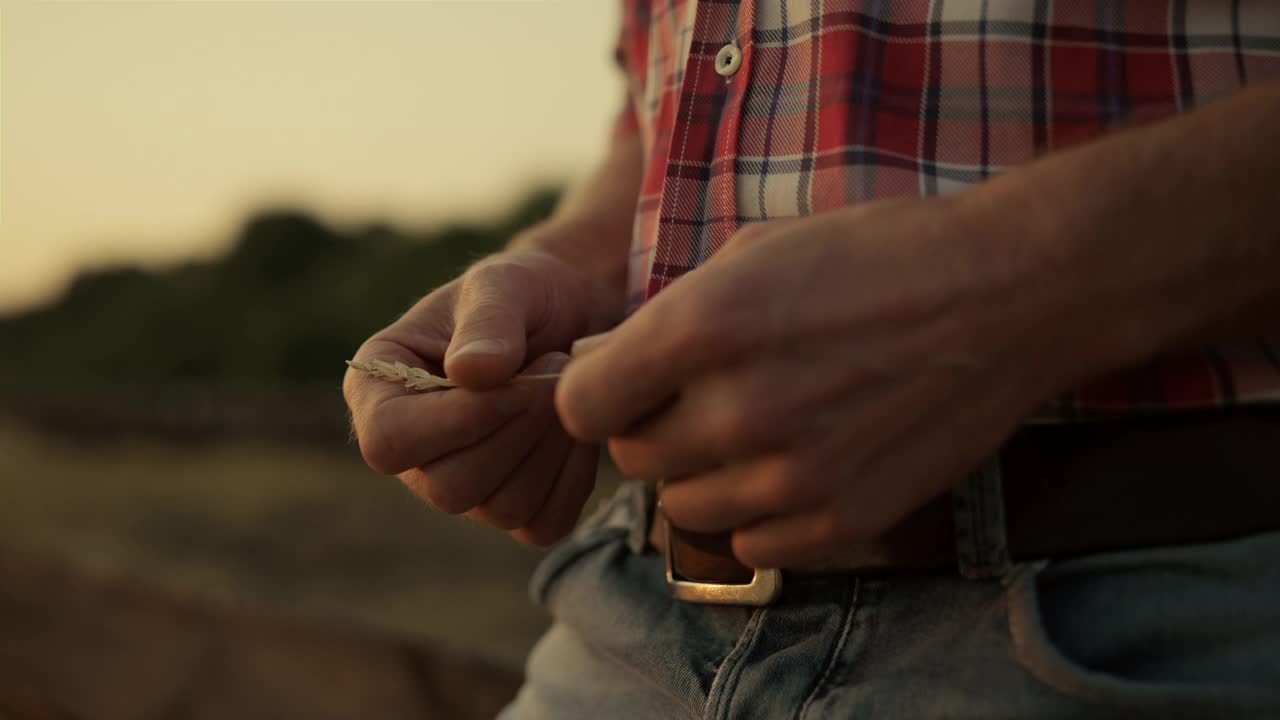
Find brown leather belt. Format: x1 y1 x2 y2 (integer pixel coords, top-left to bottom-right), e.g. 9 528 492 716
650 408 1280 605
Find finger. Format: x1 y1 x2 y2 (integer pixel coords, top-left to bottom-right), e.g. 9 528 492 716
658 456 823 533
468 358 575 530
345 336 447 437
655 372 946 532
556 266 741 441
730 508 845 569
834 383 1017 540
444 265 538 389
346 293 508 475
556 225 824 444
730 424 953 570
469 425 573 530
731 387 1018 569
604 370 758 481
355 378 532 476
445 256 586 389
408 353 566 514
510 441 599 547
605 350 863 480
730 493 961 571
732 497 965 571
569 330 613 357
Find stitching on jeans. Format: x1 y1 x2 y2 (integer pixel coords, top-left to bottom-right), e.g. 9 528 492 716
817 579 884 697
719 607 768 720
702 606 769 720
796 577 859 720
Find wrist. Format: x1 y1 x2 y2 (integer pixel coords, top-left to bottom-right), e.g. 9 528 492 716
966 83 1280 391
953 172 1154 398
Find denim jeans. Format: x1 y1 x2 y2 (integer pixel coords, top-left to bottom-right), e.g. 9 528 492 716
500 482 1280 719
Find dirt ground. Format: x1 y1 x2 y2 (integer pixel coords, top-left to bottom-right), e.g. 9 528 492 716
0 418 621 670
0 544 526 720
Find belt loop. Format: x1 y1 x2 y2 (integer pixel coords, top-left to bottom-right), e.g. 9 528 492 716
629 481 657 555
952 456 1011 579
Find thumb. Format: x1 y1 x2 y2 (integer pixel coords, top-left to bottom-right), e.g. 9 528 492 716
444 272 535 388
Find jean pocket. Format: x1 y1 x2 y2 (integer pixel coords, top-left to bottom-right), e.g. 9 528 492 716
1006 534 1280 717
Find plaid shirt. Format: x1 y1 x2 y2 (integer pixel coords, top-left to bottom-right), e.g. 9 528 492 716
614 0 1280 420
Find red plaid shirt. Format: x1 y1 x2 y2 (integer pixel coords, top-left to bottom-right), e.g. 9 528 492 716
613 0 1280 421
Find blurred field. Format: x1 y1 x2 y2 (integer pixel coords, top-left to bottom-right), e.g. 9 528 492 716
0 194 602 714
0 416 620 670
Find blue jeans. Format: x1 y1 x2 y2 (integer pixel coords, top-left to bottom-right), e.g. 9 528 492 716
501 482 1280 719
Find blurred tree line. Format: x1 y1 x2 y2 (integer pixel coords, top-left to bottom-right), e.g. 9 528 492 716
0 187 561 393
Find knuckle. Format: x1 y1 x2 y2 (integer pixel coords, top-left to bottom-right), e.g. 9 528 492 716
465 257 536 295
418 474 479 515
705 397 760 452
730 530 770 568
657 486 697 526
556 378 613 444
400 464 486 515
750 459 799 507
663 302 717 357
728 222 768 248
608 437 655 480
342 360 366 407
515 523 569 548
459 297 517 330
517 507 584 547
554 384 591 440
478 496 536 531
457 271 516 314
358 429 403 476
811 511 848 545
462 257 502 285
343 341 384 402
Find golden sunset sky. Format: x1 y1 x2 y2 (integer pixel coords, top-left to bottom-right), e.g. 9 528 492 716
0 0 620 313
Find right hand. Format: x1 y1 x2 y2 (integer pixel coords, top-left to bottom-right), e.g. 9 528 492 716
344 249 603 546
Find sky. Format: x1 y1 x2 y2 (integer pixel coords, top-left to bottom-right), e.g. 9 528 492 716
0 0 621 313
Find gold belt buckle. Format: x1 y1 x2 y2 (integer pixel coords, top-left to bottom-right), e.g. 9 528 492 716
661 512 782 606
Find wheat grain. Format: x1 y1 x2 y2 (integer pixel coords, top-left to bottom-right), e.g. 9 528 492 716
346 359 560 393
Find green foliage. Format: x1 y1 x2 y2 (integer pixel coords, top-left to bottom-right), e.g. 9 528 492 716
0 187 562 390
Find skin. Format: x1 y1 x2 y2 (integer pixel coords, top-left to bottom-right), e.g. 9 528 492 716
343 134 640 546
348 81 1280 559
556 81 1280 568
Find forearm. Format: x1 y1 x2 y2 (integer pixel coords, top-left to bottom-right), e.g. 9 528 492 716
508 133 643 328
970 80 1280 388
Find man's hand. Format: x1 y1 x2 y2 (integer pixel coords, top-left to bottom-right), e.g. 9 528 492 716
556 196 1086 568
345 131 640 546
344 249 603 546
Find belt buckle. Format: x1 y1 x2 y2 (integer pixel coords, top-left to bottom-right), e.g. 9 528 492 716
662 513 782 606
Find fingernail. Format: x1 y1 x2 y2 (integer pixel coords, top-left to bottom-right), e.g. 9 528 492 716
523 353 569 379
571 331 612 357
542 353 571 372
452 338 507 359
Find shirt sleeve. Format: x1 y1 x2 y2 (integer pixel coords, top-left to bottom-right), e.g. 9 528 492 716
610 0 644 140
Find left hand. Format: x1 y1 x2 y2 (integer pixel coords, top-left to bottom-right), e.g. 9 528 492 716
555 195 1087 569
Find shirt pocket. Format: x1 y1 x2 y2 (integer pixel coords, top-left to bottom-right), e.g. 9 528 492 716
1005 532 1280 718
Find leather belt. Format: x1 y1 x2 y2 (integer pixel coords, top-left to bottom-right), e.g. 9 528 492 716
649 408 1280 605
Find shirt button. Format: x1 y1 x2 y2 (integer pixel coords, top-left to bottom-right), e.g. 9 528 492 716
715 44 742 77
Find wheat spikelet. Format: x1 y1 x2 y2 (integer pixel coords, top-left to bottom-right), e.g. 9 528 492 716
346 359 560 393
